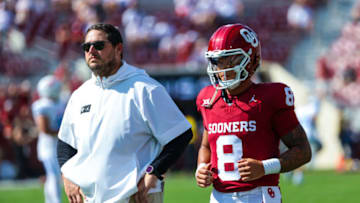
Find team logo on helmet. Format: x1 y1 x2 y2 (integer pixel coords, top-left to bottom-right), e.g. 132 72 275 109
240 28 259 48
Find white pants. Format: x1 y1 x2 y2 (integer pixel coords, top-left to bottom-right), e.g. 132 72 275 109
129 192 163 203
210 186 281 203
41 157 62 203
84 191 164 203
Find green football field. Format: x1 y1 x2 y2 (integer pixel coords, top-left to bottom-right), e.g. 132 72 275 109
0 170 359 203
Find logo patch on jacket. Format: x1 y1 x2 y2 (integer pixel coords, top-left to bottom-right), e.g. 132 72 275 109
81 104 91 114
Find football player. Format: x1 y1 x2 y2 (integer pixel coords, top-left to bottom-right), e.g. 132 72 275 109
195 24 311 203
32 75 65 203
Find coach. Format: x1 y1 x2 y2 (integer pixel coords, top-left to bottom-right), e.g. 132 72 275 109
56 23 192 203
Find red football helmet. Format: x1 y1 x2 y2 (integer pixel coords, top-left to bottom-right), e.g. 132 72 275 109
205 24 261 89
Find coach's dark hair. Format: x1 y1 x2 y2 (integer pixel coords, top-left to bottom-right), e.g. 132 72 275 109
86 23 124 59
86 23 123 46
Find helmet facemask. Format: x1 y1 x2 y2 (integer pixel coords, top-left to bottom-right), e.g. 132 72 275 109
206 48 251 90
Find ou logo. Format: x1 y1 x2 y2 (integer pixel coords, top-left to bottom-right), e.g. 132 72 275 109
267 187 275 198
240 28 259 48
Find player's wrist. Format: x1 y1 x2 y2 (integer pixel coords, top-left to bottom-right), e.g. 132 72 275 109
146 165 164 181
195 163 207 177
262 158 281 175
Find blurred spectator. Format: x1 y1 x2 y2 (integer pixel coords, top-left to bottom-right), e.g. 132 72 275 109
186 37 208 70
103 0 137 12
174 30 199 64
351 0 360 22
1 81 40 180
315 1 360 172
291 94 322 184
287 0 314 32
55 23 72 59
158 35 176 63
174 0 243 28
0 147 17 180
10 106 37 179
14 0 33 27
72 0 100 29
188 0 216 28
0 1 14 34
213 0 244 24
102 0 131 25
338 107 360 172
53 59 83 95
11 80 37 147
315 0 360 107
296 95 323 164
174 0 193 18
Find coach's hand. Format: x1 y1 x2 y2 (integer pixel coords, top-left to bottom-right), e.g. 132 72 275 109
133 173 158 203
195 163 213 188
238 158 265 182
63 176 86 203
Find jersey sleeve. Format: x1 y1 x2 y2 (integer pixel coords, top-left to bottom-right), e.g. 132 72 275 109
196 86 210 131
196 87 206 112
31 101 47 118
140 85 191 146
58 94 77 149
271 83 299 137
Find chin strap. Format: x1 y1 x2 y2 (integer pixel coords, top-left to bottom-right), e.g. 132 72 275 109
221 89 232 105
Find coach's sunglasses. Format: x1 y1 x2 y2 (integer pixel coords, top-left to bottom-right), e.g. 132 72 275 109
81 41 107 52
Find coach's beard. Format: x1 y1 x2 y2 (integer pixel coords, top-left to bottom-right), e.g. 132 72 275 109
89 58 117 78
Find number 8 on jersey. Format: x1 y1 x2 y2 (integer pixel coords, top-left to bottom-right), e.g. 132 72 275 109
216 135 243 181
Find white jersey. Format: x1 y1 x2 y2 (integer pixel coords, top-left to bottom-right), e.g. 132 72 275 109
58 62 191 203
32 98 65 161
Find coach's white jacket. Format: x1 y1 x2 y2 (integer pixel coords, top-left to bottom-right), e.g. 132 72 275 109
58 62 191 203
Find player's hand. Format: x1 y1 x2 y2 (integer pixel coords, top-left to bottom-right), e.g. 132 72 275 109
133 173 158 203
195 163 213 188
63 176 86 203
238 158 265 182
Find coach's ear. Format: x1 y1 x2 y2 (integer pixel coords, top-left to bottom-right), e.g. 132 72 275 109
115 43 123 59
